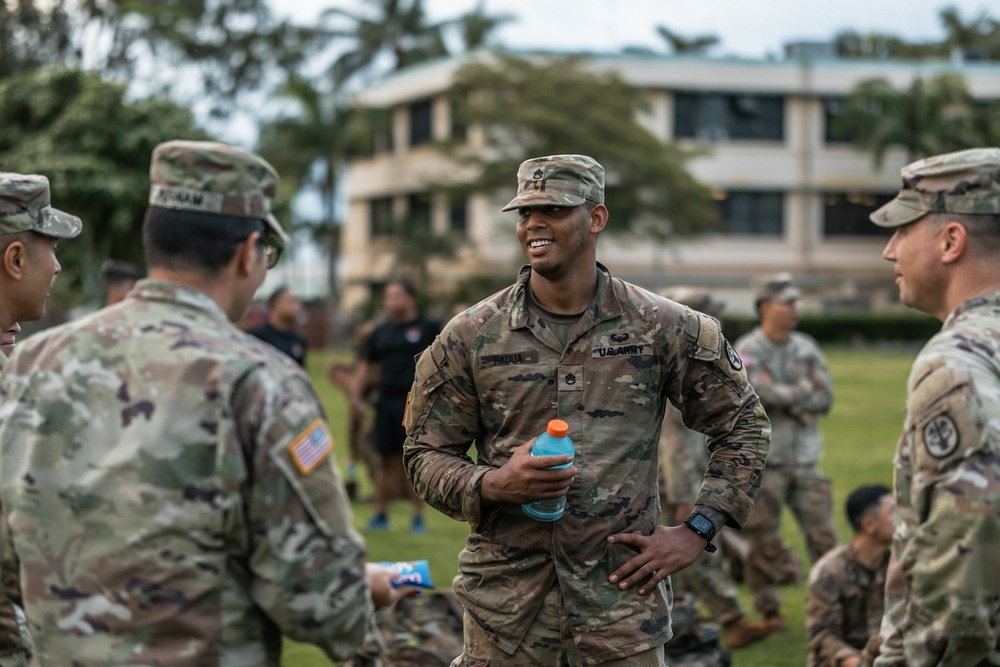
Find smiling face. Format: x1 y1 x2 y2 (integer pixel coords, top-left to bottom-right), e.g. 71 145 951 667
515 204 600 281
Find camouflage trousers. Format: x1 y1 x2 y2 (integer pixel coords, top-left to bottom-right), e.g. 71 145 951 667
743 464 838 616
451 583 666 667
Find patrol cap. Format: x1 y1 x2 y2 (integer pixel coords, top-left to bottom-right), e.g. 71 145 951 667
870 147 1000 228
662 286 725 316
148 140 290 246
755 273 801 305
0 173 83 239
501 154 605 212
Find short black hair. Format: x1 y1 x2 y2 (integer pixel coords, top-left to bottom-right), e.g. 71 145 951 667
387 278 417 298
100 260 141 287
845 484 891 532
267 285 291 309
143 207 266 274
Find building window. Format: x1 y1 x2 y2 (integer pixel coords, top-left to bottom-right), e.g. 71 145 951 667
450 99 467 142
823 192 895 236
408 98 433 147
406 193 432 231
823 97 857 144
370 197 394 237
449 197 467 235
370 109 394 155
714 191 784 235
674 92 784 141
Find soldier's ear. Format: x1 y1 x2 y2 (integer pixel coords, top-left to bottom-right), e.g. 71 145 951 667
2 239 28 281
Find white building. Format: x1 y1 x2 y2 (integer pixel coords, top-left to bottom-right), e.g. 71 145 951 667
340 49 1000 315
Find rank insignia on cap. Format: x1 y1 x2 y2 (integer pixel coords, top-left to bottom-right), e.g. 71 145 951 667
533 169 543 179
288 418 334 475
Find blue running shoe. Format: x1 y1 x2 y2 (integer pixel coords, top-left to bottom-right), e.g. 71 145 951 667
411 515 427 534
366 514 390 531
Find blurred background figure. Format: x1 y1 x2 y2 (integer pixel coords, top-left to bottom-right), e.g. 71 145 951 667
735 273 838 634
806 484 893 667
248 285 307 367
326 318 379 502
100 259 141 307
658 286 773 651
352 279 440 534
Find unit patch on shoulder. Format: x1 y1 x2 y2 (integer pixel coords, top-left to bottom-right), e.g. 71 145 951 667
288 418 334 475
726 342 743 370
923 413 959 459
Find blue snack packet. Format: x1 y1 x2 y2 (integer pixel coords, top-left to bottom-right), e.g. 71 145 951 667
378 559 434 589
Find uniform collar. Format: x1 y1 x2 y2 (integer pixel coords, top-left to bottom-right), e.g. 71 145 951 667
943 287 1000 329
509 262 622 329
129 279 231 324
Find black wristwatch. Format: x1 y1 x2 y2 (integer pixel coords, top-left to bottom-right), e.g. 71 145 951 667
684 513 718 553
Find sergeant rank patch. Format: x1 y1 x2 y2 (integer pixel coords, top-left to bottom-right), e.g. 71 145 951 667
288 418 334 475
923 413 959 459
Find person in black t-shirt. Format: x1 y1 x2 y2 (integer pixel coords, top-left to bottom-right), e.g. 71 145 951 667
248 285 307 367
351 279 440 533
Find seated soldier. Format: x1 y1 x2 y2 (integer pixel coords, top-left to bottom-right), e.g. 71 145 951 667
806 485 893 667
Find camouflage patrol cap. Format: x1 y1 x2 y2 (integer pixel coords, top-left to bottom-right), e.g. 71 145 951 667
149 140 290 246
0 173 83 239
755 273 801 305
500 154 605 212
662 286 725 316
870 147 1000 227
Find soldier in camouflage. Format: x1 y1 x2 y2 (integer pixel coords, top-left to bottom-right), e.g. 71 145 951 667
657 287 772 651
869 147 1000 666
403 154 770 666
806 484 892 667
0 140 409 666
0 172 82 666
734 275 838 632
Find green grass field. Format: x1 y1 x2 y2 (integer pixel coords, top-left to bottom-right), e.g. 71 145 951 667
282 345 918 666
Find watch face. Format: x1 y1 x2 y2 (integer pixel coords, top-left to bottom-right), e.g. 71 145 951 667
687 514 714 536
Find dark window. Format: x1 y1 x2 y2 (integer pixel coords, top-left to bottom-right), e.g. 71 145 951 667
823 97 857 144
371 110 394 155
450 99 467 142
370 197 394 237
714 191 784 235
823 192 895 236
674 92 784 141
407 193 432 231
408 98 433 147
449 197 467 235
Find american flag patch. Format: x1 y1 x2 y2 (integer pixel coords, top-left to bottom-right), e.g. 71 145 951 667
288 419 333 475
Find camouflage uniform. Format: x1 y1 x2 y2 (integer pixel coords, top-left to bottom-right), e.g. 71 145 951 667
0 173 83 667
869 148 1000 666
806 544 888 667
658 397 744 627
404 260 769 665
734 318 837 617
0 142 370 666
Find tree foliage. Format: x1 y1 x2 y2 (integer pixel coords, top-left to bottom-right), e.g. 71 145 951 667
655 26 719 55
835 6 1000 60
833 74 999 166
0 0 329 112
0 68 208 305
447 53 721 238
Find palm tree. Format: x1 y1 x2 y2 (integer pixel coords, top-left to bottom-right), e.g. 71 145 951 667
456 0 516 51
939 6 1000 61
656 26 719 55
256 76 372 306
834 74 980 167
322 0 449 87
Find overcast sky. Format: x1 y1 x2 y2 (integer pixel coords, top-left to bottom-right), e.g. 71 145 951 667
281 0 996 59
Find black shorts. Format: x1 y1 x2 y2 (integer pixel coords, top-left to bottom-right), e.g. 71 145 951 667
373 394 409 458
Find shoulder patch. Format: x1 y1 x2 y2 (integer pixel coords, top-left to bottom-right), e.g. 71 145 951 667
288 418 334 475
725 341 743 370
922 413 960 459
